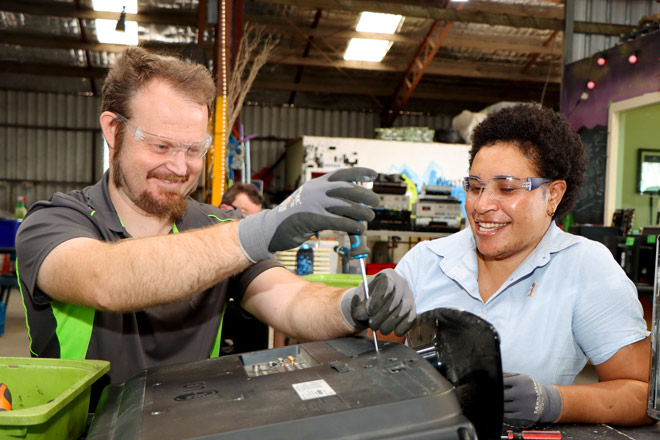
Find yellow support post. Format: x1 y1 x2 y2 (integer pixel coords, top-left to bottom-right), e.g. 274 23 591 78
211 97 228 206
206 0 230 206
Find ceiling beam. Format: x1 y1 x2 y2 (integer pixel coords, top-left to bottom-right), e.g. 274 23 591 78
0 28 561 58
271 55 562 83
251 21 562 55
382 19 455 127
251 77 558 104
0 0 198 27
0 62 558 109
0 31 192 54
1 0 634 36
0 55 561 87
262 0 634 36
0 31 562 84
0 62 108 78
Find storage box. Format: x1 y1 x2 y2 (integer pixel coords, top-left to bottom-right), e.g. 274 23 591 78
0 220 21 248
0 357 110 440
365 262 396 275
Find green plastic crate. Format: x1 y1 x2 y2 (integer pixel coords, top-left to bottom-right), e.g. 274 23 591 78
0 357 110 440
303 273 365 288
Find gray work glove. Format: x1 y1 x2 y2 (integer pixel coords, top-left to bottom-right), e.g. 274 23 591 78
503 372 562 428
238 167 379 262
340 269 416 337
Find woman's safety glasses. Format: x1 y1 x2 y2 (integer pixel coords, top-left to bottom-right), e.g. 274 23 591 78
114 113 212 160
463 175 552 202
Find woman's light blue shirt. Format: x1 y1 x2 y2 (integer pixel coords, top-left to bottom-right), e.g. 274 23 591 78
396 223 649 386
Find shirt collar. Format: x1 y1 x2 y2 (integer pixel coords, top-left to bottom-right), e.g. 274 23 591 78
83 171 126 234
429 222 580 273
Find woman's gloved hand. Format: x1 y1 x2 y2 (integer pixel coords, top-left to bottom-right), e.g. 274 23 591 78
503 372 562 428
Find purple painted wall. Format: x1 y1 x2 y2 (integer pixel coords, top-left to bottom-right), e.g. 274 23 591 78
562 31 660 131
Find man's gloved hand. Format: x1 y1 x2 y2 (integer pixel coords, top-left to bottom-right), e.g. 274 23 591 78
238 167 378 262
503 372 562 428
339 269 416 337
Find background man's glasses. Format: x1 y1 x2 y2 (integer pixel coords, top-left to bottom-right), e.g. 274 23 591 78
114 113 212 160
463 176 552 201
229 204 248 215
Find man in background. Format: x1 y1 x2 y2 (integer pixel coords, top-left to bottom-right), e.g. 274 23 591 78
220 182 263 216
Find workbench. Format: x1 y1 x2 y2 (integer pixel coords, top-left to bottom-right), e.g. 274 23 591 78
552 422 660 439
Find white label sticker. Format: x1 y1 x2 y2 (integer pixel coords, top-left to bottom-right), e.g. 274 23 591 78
292 379 337 400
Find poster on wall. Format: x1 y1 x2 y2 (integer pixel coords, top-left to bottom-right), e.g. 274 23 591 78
286 136 471 203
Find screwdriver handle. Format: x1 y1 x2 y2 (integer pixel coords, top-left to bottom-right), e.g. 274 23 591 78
349 234 369 259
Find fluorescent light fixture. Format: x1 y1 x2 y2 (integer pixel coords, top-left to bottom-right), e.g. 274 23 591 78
91 0 138 13
356 12 403 34
450 0 470 2
96 19 139 45
93 1 138 44
344 38 393 62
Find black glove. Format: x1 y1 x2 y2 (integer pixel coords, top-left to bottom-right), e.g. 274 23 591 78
238 167 378 262
503 372 562 428
340 269 416 337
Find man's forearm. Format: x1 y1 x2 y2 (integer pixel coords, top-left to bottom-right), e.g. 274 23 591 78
284 285 355 341
244 273 355 342
557 380 654 425
39 221 251 311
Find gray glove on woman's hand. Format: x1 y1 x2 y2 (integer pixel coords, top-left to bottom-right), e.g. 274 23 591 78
238 167 379 262
503 372 562 428
340 269 416 337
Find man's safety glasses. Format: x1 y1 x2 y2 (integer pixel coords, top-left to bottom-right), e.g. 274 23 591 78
463 176 552 202
229 204 248 216
114 113 212 160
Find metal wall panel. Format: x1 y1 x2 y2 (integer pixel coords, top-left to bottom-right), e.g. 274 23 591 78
1 91 454 214
240 104 453 198
0 89 103 215
571 0 660 62
394 113 453 131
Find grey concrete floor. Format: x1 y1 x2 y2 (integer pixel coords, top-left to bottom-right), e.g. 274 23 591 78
1 287 30 358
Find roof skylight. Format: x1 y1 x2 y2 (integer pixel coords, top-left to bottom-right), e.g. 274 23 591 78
92 0 139 45
344 39 393 62
344 12 402 62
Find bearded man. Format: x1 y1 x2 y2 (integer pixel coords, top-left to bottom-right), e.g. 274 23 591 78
15 47 416 411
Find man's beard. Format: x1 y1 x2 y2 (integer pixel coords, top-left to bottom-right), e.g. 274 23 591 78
112 146 189 221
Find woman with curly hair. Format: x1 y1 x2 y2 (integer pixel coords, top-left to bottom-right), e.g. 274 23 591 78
396 104 652 427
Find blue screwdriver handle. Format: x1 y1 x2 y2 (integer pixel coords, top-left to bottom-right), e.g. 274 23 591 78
349 234 369 260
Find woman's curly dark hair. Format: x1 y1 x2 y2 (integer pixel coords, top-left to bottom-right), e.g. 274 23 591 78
470 103 587 219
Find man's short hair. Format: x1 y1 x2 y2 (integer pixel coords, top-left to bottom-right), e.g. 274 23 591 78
221 183 264 207
101 47 216 148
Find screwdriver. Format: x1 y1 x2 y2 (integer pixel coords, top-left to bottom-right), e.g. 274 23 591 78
349 233 380 353
501 430 562 439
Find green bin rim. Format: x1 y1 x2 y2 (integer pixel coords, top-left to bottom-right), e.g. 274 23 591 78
303 273 366 288
0 357 110 425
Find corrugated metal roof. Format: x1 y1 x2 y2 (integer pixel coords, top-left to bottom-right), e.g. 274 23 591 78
2 0 657 113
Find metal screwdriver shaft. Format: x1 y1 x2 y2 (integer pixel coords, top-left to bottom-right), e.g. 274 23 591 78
349 233 380 353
